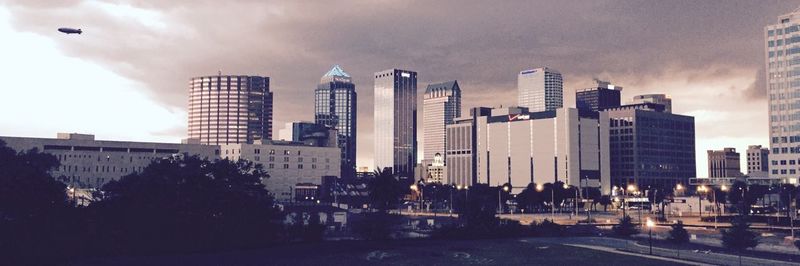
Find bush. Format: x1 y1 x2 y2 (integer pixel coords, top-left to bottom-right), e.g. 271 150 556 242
531 219 563 237
352 212 401 240
612 215 639 237
721 216 758 252
667 221 690 245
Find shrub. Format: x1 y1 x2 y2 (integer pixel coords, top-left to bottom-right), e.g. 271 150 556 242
612 215 639 237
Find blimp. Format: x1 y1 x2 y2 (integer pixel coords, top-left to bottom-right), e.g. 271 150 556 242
58 28 82 34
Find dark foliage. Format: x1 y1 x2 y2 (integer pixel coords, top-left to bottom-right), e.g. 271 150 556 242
368 168 406 211
288 213 326 242
612 215 639 237
89 156 283 255
667 221 690 245
531 219 564 237
0 140 83 264
351 212 402 240
721 216 759 252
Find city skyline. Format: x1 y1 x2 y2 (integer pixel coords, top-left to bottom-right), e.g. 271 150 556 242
2 1 797 174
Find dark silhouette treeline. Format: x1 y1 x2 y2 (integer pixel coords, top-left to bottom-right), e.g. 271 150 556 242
0 140 289 264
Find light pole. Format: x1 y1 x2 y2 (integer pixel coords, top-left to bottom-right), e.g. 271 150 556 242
498 184 510 214
449 185 454 216
698 185 707 219
627 184 639 225
646 218 655 255
536 184 553 221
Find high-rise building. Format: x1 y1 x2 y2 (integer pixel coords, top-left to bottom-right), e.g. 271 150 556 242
576 79 622 113
707 148 741 178
631 94 672 113
315 65 357 178
188 74 273 145
604 105 695 189
518 67 563 112
446 107 611 194
746 145 770 175
423 80 461 162
374 69 417 178
766 10 800 183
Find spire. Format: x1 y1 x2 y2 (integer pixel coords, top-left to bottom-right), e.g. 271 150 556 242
323 64 350 78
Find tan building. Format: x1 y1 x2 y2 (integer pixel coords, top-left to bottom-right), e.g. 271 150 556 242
707 148 741 178
188 74 273 145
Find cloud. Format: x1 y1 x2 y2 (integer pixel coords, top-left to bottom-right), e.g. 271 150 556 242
2 0 796 170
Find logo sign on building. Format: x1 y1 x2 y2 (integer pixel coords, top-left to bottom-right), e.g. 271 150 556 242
508 114 530 121
520 69 538 75
401 72 411 78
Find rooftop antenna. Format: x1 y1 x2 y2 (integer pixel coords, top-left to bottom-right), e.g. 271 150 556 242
218 70 222 76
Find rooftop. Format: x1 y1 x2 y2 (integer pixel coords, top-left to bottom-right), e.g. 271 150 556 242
323 65 350 78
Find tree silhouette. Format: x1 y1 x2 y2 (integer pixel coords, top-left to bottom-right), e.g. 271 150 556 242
667 220 690 257
90 156 282 254
721 216 759 264
0 140 83 264
613 215 639 237
368 167 406 211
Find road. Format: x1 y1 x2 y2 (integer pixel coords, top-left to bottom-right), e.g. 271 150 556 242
523 237 800 266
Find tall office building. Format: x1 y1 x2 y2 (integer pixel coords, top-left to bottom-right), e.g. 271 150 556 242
423 80 461 162
374 69 417 177
188 74 273 145
315 65 357 178
576 79 622 113
707 148 742 178
746 145 770 175
766 10 800 183
632 94 672 113
604 104 695 189
518 67 563 112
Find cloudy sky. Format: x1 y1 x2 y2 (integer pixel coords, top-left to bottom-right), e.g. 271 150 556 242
1 0 798 175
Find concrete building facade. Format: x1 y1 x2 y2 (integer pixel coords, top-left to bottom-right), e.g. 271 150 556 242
766 10 800 183
707 148 742 178
445 107 611 194
188 74 273 145
746 145 770 176
423 80 461 162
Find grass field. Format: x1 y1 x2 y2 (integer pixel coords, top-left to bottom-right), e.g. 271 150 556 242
75 238 687 265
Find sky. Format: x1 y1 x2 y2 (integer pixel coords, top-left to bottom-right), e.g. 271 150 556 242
1 0 798 175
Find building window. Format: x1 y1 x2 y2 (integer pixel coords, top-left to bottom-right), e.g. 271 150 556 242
283 164 289 169
298 164 303 169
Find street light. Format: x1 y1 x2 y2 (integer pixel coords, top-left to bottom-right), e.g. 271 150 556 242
698 185 708 218
410 184 420 213
498 184 510 214
536 184 554 221
646 218 655 255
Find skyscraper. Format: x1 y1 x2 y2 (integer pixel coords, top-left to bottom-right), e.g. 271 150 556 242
518 67 563 112
423 80 461 162
576 79 622 113
374 69 417 177
315 65 357 178
188 74 273 145
766 10 800 183
631 94 672 113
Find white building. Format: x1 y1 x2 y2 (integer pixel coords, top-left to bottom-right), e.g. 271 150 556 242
220 140 340 201
517 67 563 112
446 107 611 194
423 80 461 162
0 133 340 202
766 9 800 183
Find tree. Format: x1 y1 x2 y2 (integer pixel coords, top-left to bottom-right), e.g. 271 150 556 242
368 167 406 211
613 215 639 237
0 140 84 264
721 216 759 264
91 156 282 254
667 221 690 257
598 195 612 212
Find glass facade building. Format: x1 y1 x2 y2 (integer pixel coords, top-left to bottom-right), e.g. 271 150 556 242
576 80 622 113
766 10 800 183
315 65 357 178
518 67 563 112
188 75 273 145
374 69 417 177
605 107 695 189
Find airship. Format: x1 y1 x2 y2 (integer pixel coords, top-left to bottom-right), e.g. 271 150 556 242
58 28 82 34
